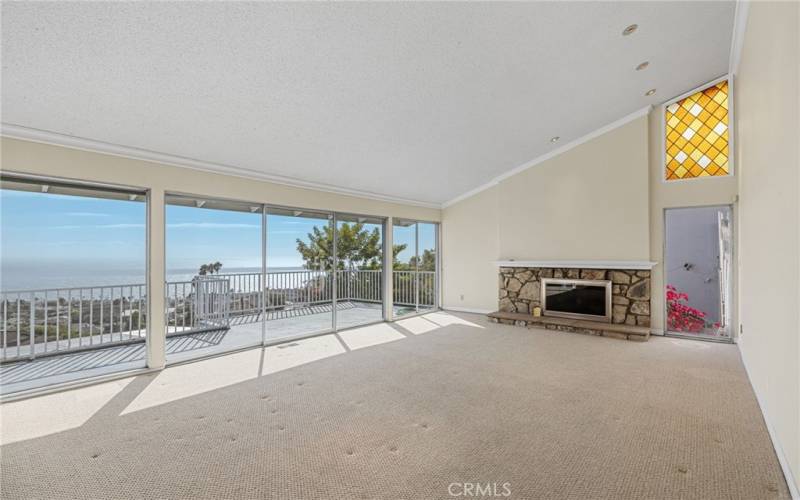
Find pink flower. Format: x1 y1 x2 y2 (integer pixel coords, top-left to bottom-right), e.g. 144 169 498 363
666 285 709 333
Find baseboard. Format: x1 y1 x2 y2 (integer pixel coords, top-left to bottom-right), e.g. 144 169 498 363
738 339 800 499
443 306 494 315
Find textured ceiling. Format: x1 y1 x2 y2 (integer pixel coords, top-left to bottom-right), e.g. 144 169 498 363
1 2 735 206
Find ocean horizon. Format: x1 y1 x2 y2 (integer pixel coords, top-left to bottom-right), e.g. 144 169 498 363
0 265 309 292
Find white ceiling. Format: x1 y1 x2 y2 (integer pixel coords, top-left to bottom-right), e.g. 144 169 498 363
1 2 735 207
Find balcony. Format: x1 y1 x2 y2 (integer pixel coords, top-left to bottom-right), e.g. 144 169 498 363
0 269 436 395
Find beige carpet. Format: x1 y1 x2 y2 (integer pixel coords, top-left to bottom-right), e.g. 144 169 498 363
0 312 790 499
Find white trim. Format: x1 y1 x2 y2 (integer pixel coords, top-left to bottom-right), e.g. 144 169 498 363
442 306 494 315
1 170 148 194
660 74 734 184
729 0 750 77
0 123 441 210
664 74 730 108
738 339 800 499
493 260 657 270
442 106 651 208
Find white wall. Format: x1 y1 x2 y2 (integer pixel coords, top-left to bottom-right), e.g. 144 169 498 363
735 0 800 493
441 186 499 312
497 116 650 261
442 115 650 312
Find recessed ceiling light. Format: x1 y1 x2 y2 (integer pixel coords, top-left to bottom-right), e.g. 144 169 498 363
645 88 657 96
623 24 638 36
636 61 649 71
550 136 560 143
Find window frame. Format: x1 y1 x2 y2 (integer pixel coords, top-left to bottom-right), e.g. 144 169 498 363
660 74 735 184
0 171 151 365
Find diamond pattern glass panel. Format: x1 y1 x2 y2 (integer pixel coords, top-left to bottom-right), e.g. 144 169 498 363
665 80 729 180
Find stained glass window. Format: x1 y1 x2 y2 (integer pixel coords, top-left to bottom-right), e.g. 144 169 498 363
665 80 729 180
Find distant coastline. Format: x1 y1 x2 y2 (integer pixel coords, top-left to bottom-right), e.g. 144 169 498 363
0 266 306 292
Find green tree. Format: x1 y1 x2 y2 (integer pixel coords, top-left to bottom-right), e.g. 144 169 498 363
409 248 436 271
296 223 406 271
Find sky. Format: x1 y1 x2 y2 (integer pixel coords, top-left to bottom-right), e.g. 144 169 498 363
1 189 436 288
1 189 146 270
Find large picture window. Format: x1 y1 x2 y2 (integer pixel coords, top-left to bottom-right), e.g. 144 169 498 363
664 79 730 181
1 175 147 394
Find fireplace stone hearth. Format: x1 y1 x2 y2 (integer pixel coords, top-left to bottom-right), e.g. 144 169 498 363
498 267 651 327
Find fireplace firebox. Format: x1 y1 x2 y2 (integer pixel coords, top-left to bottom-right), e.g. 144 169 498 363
541 278 612 322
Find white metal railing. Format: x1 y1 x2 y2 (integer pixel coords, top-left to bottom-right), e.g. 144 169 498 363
337 269 383 305
393 270 436 307
2 269 437 361
1 284 147 362
217 270 384 315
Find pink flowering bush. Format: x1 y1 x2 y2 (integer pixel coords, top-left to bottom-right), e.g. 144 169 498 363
666 285 709 333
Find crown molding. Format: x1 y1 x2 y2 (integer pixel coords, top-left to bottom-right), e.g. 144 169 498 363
0 123 442 210
728 0 750 77
442 105 652 208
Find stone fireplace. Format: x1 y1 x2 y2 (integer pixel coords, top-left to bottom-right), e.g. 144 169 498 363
498 266 651 327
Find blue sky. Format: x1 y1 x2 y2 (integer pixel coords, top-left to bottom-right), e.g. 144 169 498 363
393 222 437 265
1 190 146 270
2 190 436 281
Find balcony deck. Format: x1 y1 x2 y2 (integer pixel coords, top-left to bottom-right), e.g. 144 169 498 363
0 301 432 396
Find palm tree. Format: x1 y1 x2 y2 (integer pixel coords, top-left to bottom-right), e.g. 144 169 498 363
198 261 223 275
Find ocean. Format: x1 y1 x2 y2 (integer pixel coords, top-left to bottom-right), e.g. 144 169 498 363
0 265 307 292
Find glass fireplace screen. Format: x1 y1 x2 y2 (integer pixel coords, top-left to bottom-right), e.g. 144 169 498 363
541 278 612 322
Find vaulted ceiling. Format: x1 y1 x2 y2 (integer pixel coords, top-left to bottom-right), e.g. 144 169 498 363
1 2 735 206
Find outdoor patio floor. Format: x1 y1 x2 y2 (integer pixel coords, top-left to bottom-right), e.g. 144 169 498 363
0 301 433 396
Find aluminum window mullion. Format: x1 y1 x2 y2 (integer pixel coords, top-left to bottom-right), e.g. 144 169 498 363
415 222 420 312
332 215 338 331
261 205 267 346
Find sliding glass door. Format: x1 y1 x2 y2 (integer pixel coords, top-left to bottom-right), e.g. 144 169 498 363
266 207 334 341
393 219 439 317
417 222 438 313
163 200 393 357
335 214 385 329
165 195 263 362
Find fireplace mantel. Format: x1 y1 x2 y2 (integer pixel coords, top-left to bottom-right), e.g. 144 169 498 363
493 260 657 270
